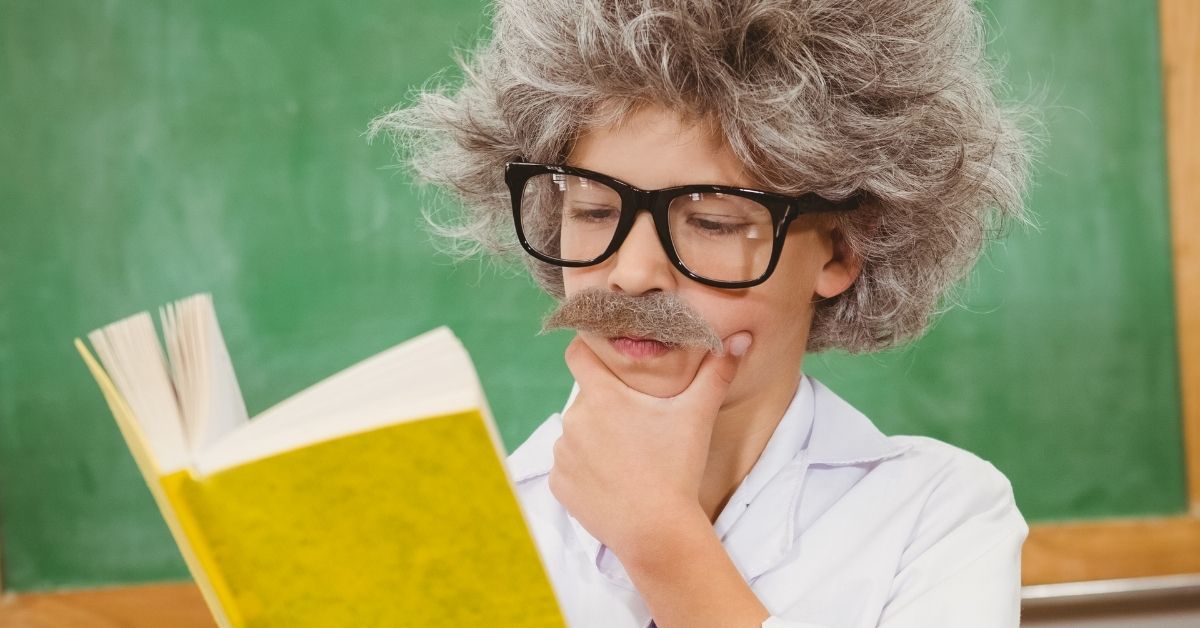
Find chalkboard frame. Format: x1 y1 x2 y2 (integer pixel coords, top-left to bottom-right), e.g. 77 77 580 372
0 0 1197 621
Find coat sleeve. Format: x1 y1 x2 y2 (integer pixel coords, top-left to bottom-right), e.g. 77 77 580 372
761 618 831 628
761 450 1027 628
873 453 1028 628
761 617 832 628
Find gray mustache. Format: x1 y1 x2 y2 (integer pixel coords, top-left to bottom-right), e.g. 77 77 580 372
540 288 725 354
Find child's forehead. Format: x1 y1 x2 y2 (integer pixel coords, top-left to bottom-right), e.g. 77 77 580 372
586 99 723 137
568 104 763 190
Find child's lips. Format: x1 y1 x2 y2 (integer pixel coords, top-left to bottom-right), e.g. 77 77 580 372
609 336 671 359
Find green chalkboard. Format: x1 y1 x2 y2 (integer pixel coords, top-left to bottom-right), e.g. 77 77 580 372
0 0 1185 593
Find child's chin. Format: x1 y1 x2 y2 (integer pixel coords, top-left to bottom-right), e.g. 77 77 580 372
611 369 692 399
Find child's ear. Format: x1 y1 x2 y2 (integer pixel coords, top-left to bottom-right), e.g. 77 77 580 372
814 225 862 299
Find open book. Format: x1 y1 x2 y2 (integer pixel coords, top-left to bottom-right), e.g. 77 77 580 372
76 294 565 628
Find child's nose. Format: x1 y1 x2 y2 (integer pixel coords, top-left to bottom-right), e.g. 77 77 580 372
605 212 678 297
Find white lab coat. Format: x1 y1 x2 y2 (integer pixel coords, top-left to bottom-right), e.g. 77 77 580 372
505 376 1027 628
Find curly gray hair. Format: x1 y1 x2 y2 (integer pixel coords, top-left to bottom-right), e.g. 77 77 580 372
370 0 1032 353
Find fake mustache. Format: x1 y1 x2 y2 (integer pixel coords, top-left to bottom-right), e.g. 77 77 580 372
540 288 725 355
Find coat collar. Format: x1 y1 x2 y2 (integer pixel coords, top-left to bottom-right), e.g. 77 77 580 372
504 375 910 589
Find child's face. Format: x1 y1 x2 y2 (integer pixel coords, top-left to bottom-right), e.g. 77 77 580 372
561 104 859 403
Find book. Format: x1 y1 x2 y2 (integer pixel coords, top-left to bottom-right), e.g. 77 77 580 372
76 293 565 628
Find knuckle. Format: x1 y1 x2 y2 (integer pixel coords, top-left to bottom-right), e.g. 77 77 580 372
564 338 583 361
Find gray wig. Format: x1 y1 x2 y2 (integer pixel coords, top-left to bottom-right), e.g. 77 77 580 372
371 0 1031 353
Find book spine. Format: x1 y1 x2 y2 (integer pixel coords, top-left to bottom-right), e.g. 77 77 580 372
160 471 245 627
75 339 236 628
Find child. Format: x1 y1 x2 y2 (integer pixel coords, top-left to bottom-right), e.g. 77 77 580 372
374 1 1031 626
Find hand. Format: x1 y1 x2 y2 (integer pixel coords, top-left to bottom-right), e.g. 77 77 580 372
548 332 752 558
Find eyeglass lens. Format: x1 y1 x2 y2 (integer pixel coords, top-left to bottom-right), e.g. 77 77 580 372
519 173 776 283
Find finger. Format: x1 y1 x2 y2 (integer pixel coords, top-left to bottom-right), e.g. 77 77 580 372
563 334 622 395
681 331 752 408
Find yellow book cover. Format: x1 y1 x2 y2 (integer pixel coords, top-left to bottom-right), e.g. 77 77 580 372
76 293 565 628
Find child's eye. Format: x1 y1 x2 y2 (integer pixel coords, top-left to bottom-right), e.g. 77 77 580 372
566 206 619 223
687 213 752 237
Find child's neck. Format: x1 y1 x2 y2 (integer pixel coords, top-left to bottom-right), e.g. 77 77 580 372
699 368 805 524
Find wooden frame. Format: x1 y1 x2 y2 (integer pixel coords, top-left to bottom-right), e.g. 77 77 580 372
0 0 1196 623
0 581 214 628
1163 0 1200 521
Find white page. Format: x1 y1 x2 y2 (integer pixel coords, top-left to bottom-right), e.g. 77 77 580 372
193 326 488 475
88 312 190 473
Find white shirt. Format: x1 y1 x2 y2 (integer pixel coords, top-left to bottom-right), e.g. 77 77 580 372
505 376 1027 628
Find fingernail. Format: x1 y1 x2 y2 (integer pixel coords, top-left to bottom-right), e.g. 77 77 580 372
728 333 752 357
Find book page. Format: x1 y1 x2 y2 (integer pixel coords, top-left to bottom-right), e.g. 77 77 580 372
88 312 190 473
194 327 489 476
160 294 250 452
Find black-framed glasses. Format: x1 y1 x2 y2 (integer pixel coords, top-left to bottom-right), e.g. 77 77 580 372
505 161 861 288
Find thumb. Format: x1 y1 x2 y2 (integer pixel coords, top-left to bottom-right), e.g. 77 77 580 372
683 331 752 406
